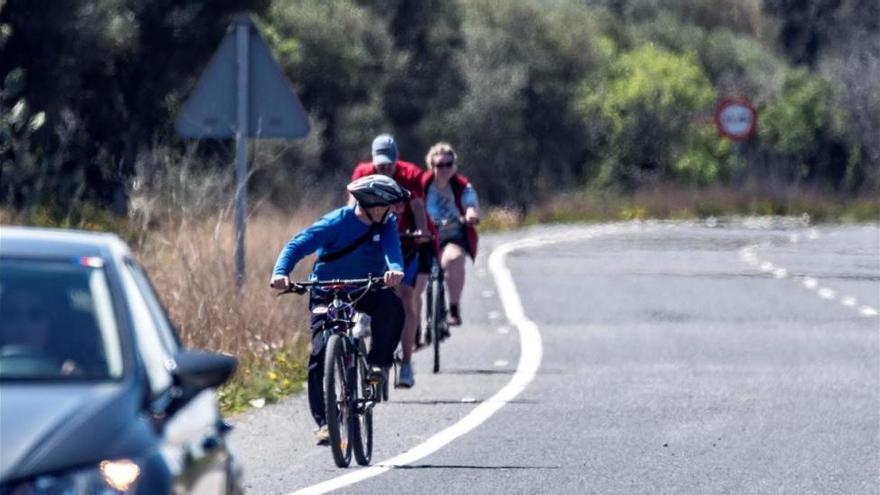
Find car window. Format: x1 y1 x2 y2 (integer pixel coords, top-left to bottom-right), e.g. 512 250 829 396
123 259 181 354
117 260 173 394
0 258 124 381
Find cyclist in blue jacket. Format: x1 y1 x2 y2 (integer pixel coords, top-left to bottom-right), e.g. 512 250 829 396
270 175 409 445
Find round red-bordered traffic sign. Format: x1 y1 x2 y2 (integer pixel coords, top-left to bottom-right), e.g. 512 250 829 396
714 96 757 142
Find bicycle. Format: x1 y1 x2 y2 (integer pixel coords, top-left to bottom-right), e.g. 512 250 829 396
278 276 385 468
400 230 448 375
423 252 447 373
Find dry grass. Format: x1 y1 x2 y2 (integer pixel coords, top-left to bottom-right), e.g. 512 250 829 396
133 206 326 412
135 208 317 366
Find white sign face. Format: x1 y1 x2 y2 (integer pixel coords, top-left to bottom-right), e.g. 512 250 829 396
718 103 754 139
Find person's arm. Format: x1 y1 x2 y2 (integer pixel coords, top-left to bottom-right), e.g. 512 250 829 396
410 196 429 235
406 168 430 238
461 184 480 224
270 214 337 287
380 215 405 286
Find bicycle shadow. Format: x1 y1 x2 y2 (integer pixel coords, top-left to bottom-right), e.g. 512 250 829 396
389 398 537 405
439 368 514 375
385 464 559 470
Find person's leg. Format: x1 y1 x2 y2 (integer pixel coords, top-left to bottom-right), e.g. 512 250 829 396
413 273 428 343
395 283 417 364
359 289 405 367
441 242 467 325
396 252 419 366
306 352 324 425
306 294 329 428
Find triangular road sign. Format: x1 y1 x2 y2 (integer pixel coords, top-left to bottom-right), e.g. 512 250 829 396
176 16 309 139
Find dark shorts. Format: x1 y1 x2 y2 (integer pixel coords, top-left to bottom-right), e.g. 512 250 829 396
439 225 468 252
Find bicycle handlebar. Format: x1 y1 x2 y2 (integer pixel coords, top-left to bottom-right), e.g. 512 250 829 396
399 230 434 241
274 276 386 295
434 216 480 227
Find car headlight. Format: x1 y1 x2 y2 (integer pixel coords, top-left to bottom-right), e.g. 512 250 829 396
10 459 140 494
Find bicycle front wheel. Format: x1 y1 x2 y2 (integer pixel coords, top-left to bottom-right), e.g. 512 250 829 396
431 277 445 373
323 334 353 468
352 359 374 466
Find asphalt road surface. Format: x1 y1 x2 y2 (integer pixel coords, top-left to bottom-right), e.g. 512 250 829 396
230 219 879 494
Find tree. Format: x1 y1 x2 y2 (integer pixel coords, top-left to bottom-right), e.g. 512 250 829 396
0 0 271 213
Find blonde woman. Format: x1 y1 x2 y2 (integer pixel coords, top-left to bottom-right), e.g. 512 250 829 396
421 142 480 326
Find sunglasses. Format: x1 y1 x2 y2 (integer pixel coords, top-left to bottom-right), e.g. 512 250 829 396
434 160 455 169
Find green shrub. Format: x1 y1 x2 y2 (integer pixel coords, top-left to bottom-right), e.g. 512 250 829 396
760 69 840 157
578 43 716 187
674 125 734 184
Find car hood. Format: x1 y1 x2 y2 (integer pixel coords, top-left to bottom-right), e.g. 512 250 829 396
0 381 154 482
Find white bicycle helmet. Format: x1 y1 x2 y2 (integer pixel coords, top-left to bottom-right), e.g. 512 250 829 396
346 175 411 207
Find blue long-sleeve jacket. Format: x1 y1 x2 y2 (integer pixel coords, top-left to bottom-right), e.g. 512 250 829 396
272 206 404 281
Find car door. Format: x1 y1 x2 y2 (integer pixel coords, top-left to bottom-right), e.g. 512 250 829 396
120 258 237 494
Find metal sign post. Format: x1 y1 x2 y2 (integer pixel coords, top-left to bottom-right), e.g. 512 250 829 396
714 96 758 184
176 15 310 289
234 22 249 288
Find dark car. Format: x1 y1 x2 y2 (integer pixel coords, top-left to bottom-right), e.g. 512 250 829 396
0 227 242 494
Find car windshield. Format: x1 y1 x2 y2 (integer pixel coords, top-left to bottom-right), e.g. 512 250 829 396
0 258 124 381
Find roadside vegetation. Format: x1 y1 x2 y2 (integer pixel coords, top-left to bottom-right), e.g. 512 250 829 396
2 0 877 412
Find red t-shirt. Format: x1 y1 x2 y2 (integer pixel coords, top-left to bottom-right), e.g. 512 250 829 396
351 160 425 236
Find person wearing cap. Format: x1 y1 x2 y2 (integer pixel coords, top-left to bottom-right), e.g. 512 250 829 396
422 142 480 327
271 174 409 445
349 134 431 389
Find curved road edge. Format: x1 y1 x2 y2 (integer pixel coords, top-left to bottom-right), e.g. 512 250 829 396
288 223 628 495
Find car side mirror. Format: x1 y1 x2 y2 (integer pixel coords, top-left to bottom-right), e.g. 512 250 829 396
170 350 237 391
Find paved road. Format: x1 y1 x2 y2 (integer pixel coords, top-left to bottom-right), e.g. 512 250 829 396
230 220 879 494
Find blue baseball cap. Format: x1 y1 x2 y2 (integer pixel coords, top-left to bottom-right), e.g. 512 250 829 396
371 134 398 165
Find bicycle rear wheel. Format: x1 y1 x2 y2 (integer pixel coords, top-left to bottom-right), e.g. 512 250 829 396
352 359 373 466
323 334 353 468
431 277 445 373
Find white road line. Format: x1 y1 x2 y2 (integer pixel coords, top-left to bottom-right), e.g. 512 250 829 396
817 288 836 300
496 326 510 335
742 227 877 319
494 359 509 367
288 226 620 495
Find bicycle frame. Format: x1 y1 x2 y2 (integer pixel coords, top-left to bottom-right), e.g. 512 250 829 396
310 286 378 404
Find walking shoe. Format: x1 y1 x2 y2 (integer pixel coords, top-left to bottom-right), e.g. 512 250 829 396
367 365 387 386
447 303 462 326
315 425 330 446
397 362 415 389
